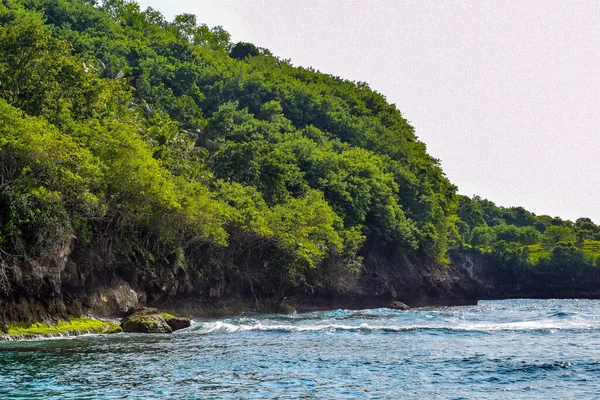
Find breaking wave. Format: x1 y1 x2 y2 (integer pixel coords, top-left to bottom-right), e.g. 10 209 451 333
188 301 599 335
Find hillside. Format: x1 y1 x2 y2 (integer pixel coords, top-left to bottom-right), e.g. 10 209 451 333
0 0 598 325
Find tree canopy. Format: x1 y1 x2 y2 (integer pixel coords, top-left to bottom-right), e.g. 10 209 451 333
0 0 597 297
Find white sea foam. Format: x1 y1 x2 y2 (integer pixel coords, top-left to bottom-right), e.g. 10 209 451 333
190 317 596 335
186 300 600 335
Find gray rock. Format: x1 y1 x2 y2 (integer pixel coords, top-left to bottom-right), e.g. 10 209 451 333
163 316 191 331
98 283 140 316
277 300 297 315
389 301 410 310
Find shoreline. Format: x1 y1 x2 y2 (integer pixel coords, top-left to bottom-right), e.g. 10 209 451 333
0 317 122 341
4 294 600 342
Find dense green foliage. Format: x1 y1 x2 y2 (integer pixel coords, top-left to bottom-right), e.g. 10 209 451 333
453 195 600 274
0 0 596 297
0 0 458 295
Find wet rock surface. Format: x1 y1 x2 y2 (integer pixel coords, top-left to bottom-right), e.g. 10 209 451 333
163 315 191 331
120 308 172 333
120 308 190 333
389 301 410 310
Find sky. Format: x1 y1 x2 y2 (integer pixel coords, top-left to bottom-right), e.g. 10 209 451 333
137 0 600 223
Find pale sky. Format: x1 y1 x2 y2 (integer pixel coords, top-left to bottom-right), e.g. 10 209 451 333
137 0 600 223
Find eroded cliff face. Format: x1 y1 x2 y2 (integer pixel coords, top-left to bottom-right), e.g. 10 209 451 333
18 237 600 327
450 250 600 300
1 236 172 327
0 237 76 326
315 261 484 310
0 235 492 328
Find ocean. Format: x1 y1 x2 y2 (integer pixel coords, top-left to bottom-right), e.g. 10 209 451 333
0 299 599 399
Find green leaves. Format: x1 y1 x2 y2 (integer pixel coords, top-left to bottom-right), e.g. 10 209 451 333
0 8 105 125
453 194 600 273
543 226 576 246
12 0 587 292
0 99 100 257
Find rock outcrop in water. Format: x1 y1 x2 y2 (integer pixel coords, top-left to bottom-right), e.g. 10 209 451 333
121 308 173 334
388 301 410 310
162 314 192 332
120 308 191 333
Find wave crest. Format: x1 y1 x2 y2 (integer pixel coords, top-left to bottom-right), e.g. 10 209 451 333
188 318 595 335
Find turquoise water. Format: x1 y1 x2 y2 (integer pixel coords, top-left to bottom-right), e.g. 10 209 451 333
1 299 599 399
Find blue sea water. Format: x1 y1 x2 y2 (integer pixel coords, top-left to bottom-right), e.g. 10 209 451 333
0 299 599 399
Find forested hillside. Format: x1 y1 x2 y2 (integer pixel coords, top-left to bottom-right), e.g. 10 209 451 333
453 195 600 277
0 0 598 317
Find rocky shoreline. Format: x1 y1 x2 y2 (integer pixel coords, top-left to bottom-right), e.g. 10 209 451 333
3 239 600 341
0 308 192 341
0 236 481 335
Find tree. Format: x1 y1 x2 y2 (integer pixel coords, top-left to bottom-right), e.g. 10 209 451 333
543 226 575 246
516 226 541 245
0 9 102 123
456 195 485 228
230 42 260 60
471 225 496 247
549 242 584 271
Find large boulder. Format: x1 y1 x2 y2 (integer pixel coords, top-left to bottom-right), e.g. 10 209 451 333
277 299 297 315
120 308 172 333
161 313 191 331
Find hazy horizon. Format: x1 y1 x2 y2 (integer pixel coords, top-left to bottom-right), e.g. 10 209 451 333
137 0 600 223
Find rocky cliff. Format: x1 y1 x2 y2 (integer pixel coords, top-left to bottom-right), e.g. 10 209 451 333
5 235 600 330
0 237 487 328
451 249 600 300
